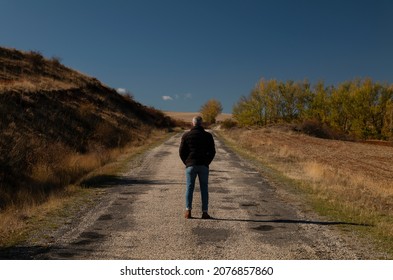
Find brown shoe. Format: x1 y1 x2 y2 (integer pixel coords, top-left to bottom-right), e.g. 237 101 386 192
201 212 212 219
185 210 192 219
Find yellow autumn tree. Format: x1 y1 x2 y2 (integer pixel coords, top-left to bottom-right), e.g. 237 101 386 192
200 99 223 124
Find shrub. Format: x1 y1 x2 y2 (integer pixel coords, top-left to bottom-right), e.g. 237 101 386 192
200 99 223 124
294 119 351 140
27 50 45 71
50 56 63 67
221 118 238 130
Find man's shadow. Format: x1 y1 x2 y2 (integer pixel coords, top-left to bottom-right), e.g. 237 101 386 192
199 217 372 227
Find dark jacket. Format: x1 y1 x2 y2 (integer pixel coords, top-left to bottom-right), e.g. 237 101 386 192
179 126 216 167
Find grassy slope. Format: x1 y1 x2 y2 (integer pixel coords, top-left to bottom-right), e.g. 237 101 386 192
0 46 178 246
217 126 393 258
0 46 174 207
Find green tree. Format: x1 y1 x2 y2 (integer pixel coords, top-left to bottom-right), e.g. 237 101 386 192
232 78 393 140
307 81 332 123
277 80 311 122
329 82 354 133
263 80 281 125
233 92 264 126
383 99 393 139
200 99 223 124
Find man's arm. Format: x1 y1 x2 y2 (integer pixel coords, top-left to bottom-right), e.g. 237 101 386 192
206 133 216 165
179 134 189 165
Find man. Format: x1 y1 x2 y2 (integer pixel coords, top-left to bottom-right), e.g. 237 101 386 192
179 116 216 219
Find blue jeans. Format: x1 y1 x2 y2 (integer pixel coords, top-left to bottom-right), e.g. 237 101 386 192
185 165 209 212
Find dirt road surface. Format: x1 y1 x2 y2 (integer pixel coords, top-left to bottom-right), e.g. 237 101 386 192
5 132 384 259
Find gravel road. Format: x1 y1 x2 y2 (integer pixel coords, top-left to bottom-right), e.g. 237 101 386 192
7 132 385 259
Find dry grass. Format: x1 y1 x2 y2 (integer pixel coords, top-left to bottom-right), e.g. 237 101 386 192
0 46 177 246
164 111 232 123
0 129 169 246
0 77 76 92
1 46 176 210
218 126 393 255
0 47 97 91
0 184 84 246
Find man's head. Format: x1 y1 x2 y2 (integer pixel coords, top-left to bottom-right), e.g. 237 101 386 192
192 116 203 127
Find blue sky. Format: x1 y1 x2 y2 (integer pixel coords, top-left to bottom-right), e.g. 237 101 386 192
1 0 392 113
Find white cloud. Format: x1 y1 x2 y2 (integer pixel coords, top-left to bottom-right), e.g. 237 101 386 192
162 93 191 101
116 88 127 94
